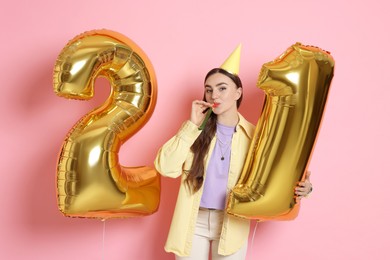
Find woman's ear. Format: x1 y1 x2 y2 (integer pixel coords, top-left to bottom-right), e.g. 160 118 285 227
235 87 243 100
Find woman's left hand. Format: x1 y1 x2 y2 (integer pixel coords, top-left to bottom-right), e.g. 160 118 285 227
295 170 313 200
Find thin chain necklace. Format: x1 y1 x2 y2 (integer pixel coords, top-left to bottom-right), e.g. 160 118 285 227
216 135 232 161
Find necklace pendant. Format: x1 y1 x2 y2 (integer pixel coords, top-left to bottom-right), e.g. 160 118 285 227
221 156 224 160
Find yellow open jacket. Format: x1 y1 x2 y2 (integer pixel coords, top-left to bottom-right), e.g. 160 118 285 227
154 113 255 256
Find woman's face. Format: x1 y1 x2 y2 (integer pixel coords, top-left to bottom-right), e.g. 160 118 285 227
204 72 242 116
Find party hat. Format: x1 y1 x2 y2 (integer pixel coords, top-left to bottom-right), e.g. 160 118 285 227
220 44 242 75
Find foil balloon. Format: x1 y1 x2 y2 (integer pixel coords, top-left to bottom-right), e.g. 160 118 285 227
53 29 160 219
227 43 334 221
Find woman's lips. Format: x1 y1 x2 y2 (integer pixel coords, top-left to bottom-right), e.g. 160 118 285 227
201 103 219 115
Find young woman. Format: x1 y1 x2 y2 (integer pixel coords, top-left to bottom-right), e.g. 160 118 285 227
154 49 312 260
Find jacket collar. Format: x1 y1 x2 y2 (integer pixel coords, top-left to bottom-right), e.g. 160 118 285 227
236 113 254 138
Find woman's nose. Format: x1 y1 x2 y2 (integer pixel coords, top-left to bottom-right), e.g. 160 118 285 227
211 91 219 99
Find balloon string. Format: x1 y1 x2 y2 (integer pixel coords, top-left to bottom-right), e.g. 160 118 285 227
250 221 259 260
102 220 106 260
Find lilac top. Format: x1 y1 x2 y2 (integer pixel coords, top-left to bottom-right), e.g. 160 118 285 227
200 122 235 210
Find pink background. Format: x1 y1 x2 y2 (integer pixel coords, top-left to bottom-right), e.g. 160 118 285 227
1 0 389 259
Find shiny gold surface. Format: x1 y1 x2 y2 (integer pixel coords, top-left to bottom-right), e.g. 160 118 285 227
227 43 334 221
53 29 160 219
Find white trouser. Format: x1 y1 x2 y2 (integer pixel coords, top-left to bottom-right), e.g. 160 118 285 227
175 208 247 260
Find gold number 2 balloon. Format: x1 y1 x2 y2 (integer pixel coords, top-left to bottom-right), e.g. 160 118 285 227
227 43 334 221
53 29 160 219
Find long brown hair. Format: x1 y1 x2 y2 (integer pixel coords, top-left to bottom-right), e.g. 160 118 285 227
184 68 243 193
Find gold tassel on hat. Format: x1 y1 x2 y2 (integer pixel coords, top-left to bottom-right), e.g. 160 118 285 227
220 44 242 75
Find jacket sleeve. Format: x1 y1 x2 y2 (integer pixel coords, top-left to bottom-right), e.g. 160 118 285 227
154 120 202 178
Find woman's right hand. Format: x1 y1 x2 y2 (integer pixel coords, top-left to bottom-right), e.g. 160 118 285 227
190 100 213 126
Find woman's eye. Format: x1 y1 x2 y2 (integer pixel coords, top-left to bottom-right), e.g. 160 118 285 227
206 89 212 93
219 87 226 91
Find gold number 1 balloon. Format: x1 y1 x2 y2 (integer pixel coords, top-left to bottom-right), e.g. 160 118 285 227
53 29 160 219
227 43 334 221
